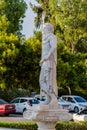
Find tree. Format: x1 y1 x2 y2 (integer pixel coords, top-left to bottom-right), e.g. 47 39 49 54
0 15 42 97
0 15 19 90
0 0 42 98
12 32 42 93
1 0 27 36
0 0 27 93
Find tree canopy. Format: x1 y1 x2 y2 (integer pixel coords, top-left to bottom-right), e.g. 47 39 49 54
0 0 27 36
0 0 87 100
0 0 27 91
30 0 87 96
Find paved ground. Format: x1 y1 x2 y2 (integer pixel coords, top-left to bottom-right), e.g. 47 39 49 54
0 114 29 130
0 114 29 122
0 128 23 130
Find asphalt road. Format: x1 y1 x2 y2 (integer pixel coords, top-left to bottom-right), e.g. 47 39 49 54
0 114 29 122
0 128 22 130
0 114 28 130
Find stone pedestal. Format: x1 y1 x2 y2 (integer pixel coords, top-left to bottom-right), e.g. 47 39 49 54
23 104 72 130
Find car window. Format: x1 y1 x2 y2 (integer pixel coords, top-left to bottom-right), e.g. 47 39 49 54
30 99 39 104
74 97 87 102
62 97 67 101
20 99 27 103
58 98 65 102
0 99 8 104
68 97 75 103
11 99 20 103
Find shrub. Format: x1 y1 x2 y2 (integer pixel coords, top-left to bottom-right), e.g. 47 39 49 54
56 121 87 130
0 121 87 130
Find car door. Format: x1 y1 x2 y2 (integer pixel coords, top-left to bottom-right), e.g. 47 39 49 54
19 99 28 112
11 98 21 113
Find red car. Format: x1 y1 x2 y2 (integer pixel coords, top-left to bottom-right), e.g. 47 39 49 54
0 99 15 116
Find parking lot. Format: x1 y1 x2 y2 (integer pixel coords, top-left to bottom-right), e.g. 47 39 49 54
0 114 29 122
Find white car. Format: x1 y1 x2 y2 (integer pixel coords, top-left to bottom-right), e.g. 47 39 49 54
34 94 46 101
73 108 87 122
61 95 87 113
10 97 40 113
58 98 71 110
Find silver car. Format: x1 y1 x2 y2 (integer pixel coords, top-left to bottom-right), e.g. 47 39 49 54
61 95 87 113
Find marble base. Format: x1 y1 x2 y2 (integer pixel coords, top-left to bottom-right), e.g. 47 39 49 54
23 104 72 130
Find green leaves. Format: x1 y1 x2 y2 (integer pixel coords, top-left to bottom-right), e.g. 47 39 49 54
31 0 87 96
3 0 27 36
0 0 87 98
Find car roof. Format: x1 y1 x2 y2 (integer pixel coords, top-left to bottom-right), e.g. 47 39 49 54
61 95 81 97
13 97 36 100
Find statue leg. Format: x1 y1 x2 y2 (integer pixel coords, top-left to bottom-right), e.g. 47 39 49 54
39 68 51 104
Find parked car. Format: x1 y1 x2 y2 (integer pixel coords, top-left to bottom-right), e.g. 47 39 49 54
58 97 71 110
10 97 40 113
73 108 87 121
34 94 46 101
0 99 15 116
61 95 87 113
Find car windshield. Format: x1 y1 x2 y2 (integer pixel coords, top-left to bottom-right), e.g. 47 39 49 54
0 99 8 104
58 98 66 102
30 99 39 104
74 97 87 102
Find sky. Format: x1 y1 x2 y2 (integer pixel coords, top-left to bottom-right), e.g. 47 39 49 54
22 0 38 39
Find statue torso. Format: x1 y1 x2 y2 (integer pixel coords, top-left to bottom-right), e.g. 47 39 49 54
41 34 51 60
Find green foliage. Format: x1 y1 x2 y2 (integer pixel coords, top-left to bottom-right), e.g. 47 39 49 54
7 32 42 93
0 0 27 36
0 32 41 93
0 88 30 102
0 0 87 98
0 121 87 130
0 121 37 130
0 0 28 97
31 0 87 95
0 14 19 90
0 11 41 96
17 33 41 92
56 121 87 130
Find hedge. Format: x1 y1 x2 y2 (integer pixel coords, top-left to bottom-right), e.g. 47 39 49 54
56 121 87 130
0 121 87 130
0 122 37 130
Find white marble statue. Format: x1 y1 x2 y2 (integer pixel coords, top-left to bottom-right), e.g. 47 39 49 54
23 13 73 130
39 12 58 105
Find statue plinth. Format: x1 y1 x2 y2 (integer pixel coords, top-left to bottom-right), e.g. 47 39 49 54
23 104 72 130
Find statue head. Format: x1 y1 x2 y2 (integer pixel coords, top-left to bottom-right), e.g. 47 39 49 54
42 23 54 34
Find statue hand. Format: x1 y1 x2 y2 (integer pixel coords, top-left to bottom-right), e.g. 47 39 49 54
42 11 46 23
39 60 43 66
39 57 48 66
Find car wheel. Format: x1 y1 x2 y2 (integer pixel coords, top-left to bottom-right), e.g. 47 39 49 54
23 108 27 113
74 106 79 113
4 113 9 116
